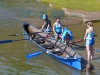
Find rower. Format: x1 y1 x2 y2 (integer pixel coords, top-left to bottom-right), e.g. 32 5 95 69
40 14 52 38
53 17 63 39
61 28 73 47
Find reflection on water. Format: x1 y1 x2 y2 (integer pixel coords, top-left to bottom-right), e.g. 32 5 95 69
0 0 100 75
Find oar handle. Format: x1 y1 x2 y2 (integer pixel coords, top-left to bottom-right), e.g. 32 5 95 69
75 35 97 43
75 39 83 43
94 35 97 37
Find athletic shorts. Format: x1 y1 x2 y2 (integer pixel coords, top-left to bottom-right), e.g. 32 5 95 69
86 38 95 46
44 27 51 33
54 32 62 37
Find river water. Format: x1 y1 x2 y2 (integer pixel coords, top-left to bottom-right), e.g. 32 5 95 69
0 0 100 75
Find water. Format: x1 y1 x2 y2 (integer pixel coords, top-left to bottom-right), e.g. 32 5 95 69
0 0 100 75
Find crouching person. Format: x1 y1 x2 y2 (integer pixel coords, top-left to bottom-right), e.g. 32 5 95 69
62 28 73 47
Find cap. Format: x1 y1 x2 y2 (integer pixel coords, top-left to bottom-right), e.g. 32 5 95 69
63 28 68 31
42 14 47 19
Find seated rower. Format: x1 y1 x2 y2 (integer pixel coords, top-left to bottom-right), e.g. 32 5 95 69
62 28 73 47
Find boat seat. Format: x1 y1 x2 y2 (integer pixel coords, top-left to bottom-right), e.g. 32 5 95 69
69 51 76 57
74 53 83 58
41 44 55 49
34 38 45 41
34 38 45 44
65 47 82 58
65 47 76 57
41 39 59 49
52 51 63 55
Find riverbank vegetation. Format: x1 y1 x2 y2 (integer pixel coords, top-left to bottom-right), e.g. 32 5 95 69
42 0 100 12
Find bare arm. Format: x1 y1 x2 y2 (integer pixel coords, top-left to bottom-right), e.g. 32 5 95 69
40 22 46 31
84 29 88 40
53 23 56 34
46 24 50 31
61 23 63 35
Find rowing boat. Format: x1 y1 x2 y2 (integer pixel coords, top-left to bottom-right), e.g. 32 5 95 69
23 22 87 71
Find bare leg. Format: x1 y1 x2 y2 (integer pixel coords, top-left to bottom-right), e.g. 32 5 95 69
86 46 91 61
69 40 72 47
90 45 94 60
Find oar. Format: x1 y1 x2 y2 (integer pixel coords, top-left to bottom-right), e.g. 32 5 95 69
72 34 97 47
9 33 27 36
9 32 43 36
26 37 60 59
0 39 29 44
26 51 43 59
26 42 100 59
72 43 100 52
0 36 51 44
95 49 100 52
74 35 97 43
25 41 84 59
49 36 61 48
72 39 85 48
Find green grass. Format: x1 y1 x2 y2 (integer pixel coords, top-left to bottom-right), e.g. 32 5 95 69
42 0 100 12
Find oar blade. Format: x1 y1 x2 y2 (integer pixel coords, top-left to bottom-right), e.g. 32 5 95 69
26 51 42 59
96 50 100 52
0 40 13 44
94 49 100 52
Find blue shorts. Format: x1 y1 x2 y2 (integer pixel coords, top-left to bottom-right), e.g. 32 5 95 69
86 38 95 46
54 32 62 37
44 27 51 33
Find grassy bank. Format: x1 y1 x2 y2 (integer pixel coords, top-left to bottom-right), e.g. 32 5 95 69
42 0 100 12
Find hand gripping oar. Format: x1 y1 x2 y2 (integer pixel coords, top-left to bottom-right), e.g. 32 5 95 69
9 32 43 36
0 39 29 44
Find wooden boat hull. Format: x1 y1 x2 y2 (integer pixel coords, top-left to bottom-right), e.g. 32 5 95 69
23 22 87 71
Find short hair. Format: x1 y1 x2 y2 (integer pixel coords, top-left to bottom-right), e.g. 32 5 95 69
56 17 60 20
87 22 93 27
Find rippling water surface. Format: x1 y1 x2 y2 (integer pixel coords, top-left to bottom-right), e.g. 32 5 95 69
0 0 100 75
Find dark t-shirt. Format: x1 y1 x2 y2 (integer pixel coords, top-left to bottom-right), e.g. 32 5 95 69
44 19 51 29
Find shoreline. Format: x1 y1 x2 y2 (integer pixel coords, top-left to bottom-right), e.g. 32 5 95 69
48 3 100 23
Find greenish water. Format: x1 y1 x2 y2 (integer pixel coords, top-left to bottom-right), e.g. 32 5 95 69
0 0 100 75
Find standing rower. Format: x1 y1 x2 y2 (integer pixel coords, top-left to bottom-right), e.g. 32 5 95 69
84 22 95 61
53 17 63 39
40 14 51 37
